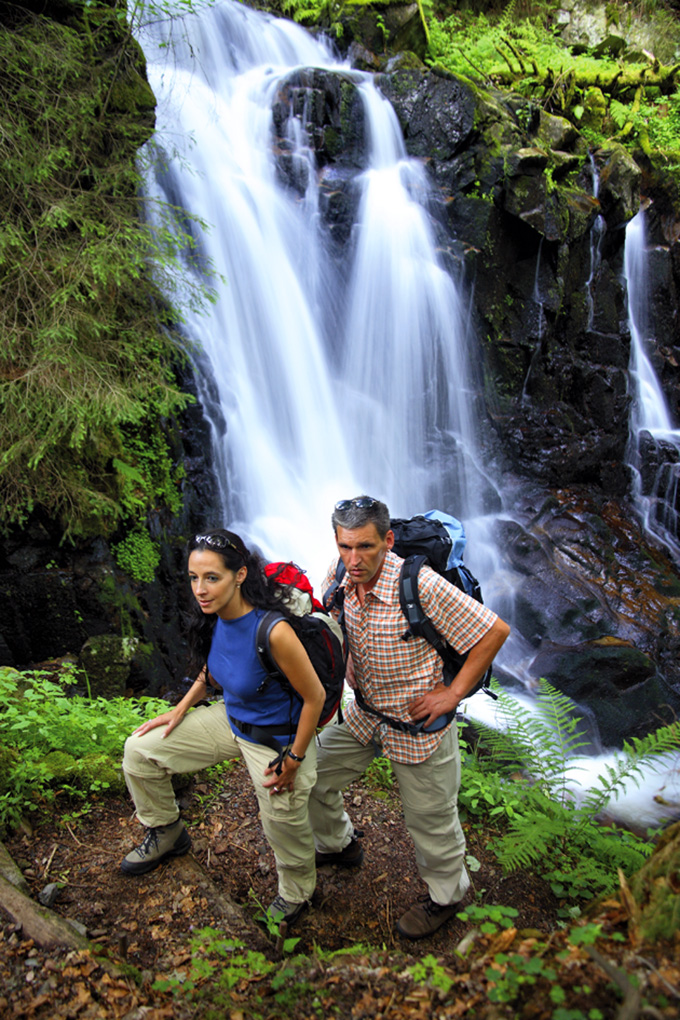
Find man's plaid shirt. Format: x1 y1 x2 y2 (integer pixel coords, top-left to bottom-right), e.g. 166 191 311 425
323 550 497 764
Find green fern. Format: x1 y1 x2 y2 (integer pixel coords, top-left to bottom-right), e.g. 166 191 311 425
470 679 680 902
474 678 593 803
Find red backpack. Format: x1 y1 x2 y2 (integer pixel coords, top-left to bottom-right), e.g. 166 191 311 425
257 562 345 728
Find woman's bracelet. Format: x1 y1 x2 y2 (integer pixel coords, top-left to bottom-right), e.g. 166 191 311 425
287 750 305 762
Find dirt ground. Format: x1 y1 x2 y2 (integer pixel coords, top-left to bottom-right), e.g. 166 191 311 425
2 762 679 1019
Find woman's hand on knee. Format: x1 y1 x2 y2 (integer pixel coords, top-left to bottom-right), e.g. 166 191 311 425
133 708 183 739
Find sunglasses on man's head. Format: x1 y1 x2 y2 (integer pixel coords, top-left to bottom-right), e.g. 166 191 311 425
335 497 378 511
194 533 240 553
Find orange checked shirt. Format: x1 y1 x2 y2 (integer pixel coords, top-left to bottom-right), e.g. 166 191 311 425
322 550 498 764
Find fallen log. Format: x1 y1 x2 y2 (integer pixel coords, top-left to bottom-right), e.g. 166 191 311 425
0 873 90 949
0 838 269 953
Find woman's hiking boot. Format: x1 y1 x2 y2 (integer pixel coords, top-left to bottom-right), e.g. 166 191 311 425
314 835 364 868
120 819 191 876
267 895 309 927
396 894 460 939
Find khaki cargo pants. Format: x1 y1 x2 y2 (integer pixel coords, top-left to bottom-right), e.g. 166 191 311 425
308 722 470 906
122 701 317 904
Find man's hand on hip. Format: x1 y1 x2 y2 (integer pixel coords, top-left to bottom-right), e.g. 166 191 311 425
408 684 457 728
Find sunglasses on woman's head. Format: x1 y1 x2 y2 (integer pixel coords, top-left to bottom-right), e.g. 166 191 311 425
335 497 378 511
194 534 240 553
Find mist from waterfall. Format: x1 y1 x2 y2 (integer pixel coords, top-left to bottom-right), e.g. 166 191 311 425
137 0 490 589
624 208 680 559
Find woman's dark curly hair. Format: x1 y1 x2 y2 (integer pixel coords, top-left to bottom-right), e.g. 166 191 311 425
184 528 296 680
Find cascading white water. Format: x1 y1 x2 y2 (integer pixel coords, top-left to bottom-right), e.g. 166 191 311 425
624 208 680 558
586 155 606 332
137 0 487 586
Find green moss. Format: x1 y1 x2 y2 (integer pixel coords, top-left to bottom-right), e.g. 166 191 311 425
76 753 127 795
0 745 18 794
631 821 680 942
43 750 78 780
112 528 160 584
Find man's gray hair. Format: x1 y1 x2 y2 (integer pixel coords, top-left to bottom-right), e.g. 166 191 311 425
331 496 391 538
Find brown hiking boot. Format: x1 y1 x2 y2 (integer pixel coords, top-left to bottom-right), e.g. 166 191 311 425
121 819 191 876
315 836 364 868
396 894 460 939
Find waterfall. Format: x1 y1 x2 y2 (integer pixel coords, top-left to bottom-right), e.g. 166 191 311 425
135 3 679 826
137 0 485 587
586 156 606 331
624 209 680 560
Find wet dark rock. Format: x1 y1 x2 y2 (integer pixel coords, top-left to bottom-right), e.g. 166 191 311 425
529 641 669 746
347 41 383 71
78 635 139 699
272 68 367 175
491 493 680 743
594 144 642 226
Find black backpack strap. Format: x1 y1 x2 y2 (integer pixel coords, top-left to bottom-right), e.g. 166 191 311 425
399 555 465 687
398 555 496 698
253 610 297 770
255 610 288 693
322 560 347 654
322 559 346 612
353 687 454 735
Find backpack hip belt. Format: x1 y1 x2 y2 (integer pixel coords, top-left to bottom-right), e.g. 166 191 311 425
353 686 455 736
229 715 294 774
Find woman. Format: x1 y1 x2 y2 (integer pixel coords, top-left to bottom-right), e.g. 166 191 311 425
121 529 325 927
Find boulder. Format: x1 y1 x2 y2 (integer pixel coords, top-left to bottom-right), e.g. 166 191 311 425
78 634 140 699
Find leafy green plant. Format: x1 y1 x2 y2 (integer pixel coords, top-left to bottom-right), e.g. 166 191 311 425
408 953 455 993
248 889 301 954
364 755 395 791
456 902 520 935
112 527 161 583
0 665 169 834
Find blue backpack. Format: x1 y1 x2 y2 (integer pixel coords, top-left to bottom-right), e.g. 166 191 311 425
323 511 497 735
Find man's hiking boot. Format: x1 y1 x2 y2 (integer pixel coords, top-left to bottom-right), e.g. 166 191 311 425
267 895 309 927
315 835 364 868
120 819 191 876
396 894 460 939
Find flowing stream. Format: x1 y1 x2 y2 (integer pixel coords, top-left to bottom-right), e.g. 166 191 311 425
136 1 679 825
625 208 680 559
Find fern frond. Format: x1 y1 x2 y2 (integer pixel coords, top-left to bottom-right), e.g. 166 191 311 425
493 812 571 871
579 723 680 821
481 678 590 801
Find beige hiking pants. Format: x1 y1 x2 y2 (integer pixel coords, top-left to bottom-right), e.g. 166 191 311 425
122 701 317 904
308 722 470 906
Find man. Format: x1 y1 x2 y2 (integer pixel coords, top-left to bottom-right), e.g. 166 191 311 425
308 496 510 939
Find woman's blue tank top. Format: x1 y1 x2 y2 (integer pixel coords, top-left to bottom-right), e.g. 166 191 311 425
207 609 301 744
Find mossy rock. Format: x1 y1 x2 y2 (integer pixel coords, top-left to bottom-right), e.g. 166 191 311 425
75 754 127 795
43 750 78 781
0 745 19 794
631 820 680 942
78 634 140 698
341 0 429 60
